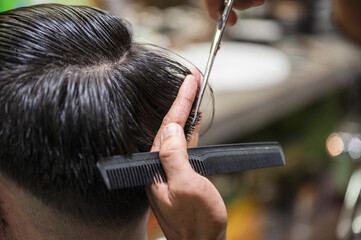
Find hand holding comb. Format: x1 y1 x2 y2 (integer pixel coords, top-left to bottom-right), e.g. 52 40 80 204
97 142 285 190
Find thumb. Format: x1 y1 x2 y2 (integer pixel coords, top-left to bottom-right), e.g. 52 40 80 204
159 123 194 183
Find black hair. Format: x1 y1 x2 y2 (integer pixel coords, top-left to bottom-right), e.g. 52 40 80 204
0 4 197 224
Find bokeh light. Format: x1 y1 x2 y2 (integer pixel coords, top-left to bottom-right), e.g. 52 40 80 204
326 132 344 157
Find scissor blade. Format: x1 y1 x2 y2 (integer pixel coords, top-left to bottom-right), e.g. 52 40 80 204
192 0 234 125
191 31 221 125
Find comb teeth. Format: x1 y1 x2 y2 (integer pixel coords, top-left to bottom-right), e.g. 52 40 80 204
105 163 167 189
102 157 206 189
189 155 207 176
98 142 285 190
102 159 205 189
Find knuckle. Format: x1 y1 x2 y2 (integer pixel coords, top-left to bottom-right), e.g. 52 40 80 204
162 114 172 125
159 138 186 159
159 146 176 160
173 118 184 127
183 96 194 105
179 96 193 111
170 184 197 200
170 175 207 198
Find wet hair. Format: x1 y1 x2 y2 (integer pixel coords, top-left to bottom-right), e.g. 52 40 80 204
0 4 197 224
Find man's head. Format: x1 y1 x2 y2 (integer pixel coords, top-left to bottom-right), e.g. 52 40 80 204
0 3 196 235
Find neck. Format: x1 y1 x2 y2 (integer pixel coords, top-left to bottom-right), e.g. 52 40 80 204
0 175 149 240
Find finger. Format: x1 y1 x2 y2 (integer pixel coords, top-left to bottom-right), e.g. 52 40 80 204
227 11 238 26
159 123 194 182
190 68 202 86
251 0 265 7
203 0 264 21
162 75 198 127
233 0 253 9
234 0 265 10
228 0 265 26
188 68 202 148
203 0 223 19
151 75 198 152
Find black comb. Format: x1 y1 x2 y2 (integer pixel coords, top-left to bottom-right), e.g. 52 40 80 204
97 142 285 190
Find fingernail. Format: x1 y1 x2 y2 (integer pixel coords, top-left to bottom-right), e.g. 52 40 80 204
161 123 181 142
185 74 195 84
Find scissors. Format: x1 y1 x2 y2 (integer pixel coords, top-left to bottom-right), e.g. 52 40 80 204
192 0 235 125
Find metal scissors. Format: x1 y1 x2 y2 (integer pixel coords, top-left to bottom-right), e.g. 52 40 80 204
192 0 235 124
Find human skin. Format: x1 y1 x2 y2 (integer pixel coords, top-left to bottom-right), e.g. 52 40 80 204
334 0 361 45
0 68 222 240
203 0 266 26
146 69 228 240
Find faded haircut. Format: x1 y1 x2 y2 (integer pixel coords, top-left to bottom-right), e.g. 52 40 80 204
0 4 197 224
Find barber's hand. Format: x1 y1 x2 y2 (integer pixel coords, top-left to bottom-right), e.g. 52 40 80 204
150 68 202 151
203 0 265 26
146 70 228 240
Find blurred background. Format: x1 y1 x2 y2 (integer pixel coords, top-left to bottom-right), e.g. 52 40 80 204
1 0 361 239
